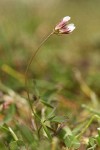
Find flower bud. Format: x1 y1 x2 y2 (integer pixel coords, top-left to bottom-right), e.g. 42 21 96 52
54 16 75 34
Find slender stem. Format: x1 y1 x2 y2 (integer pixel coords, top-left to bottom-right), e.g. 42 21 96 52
82 104 100 116
76 115 95 138
25 31 54 112
8 127 18 141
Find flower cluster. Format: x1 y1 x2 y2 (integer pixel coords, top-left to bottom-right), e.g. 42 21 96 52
54 16 75 34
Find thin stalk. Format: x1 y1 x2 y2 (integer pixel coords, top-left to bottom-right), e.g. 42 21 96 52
82 104 100 116
8 127 18 141
25 31 54 116
76 116 94 139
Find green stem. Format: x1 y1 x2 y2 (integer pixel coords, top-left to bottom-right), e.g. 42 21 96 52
76 115 100 139
82 104 100 116
25 31 54 130
8 127 18 141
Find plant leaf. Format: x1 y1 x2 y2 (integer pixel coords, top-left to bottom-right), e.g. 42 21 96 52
17 124 37 145
3 104 16 123
51 116 68 123
64 135 80 149
9 140 25 150
42 123 52 141
41 100 53 108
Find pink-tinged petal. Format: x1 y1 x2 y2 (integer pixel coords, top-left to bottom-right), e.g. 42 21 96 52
67 23 76 33
55 16 71 31
58 24 75 34
59 27 69 34
55 21 66 30
63 16 71 22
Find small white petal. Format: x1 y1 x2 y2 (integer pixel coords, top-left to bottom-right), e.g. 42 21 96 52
67 23 76 32
63 16 71 22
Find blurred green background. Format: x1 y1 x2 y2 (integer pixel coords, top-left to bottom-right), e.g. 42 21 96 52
0 0 100 98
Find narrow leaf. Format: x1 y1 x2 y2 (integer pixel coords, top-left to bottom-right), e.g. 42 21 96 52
42 123 52 141
41 100 53 108
51 116 68 123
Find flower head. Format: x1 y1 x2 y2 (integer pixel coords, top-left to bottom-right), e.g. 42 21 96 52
54 16 75 34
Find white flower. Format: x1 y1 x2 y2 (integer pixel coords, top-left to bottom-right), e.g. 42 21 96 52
54 16 75 34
